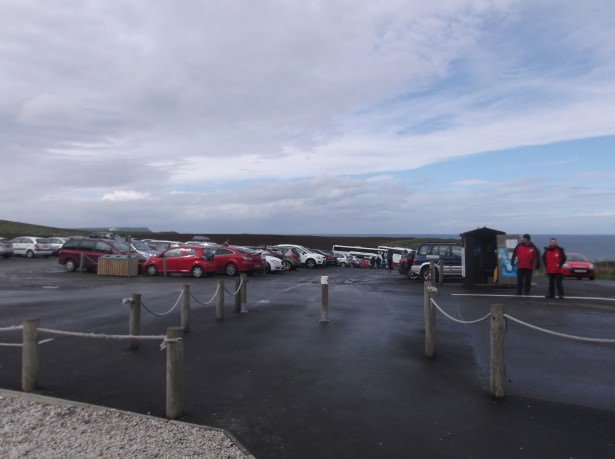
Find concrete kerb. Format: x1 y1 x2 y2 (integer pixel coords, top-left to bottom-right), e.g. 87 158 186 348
0 388 256 459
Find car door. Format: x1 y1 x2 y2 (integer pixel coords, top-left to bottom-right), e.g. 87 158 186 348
449 245 463 276
214 247 234 272
12 238 25 255
162 248 184 272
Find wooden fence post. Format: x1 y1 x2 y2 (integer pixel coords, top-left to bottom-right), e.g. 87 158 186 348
165 327 184 419
79 252 85 273
234 277 241 314
424 283 437 358
22 318 39 392
240 273 248 313
319 276 330 323
490 304 506 399
129 293 141 350
180 285 190 333
216 280 225 321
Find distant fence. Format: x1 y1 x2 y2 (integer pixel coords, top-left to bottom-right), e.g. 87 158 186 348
422 280 615 398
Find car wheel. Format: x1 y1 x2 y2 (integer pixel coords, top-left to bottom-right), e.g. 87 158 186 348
2 254 10 259
65 259 77 272
306 258 316 269
225 262 238 276
26 250 34 259
145 265 158 276
340 262 347 267
282 260 292 270
192 265 204 278
590 276 595 280
577 276 582 280
266 262 272 273
407 271 419 280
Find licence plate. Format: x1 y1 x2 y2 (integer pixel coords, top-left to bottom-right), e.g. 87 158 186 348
573 269 587 273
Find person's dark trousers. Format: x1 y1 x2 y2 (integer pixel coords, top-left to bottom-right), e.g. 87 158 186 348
547 273 564 298
516 268 533 295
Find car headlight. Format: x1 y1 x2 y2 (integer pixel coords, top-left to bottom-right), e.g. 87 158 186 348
589 263 595 270
562 263 570 269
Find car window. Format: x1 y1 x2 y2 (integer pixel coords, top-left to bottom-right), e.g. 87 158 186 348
80 240 96 251
216 248 233 256
36 238 51 244
433 245 450 256
452 246 463 257
95 242 113 253
165 248 183 258
63 239 81 249
184 248 196 256
418 245 430 255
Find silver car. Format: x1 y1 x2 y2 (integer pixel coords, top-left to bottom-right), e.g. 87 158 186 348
0 238 13 258
11 236 53 258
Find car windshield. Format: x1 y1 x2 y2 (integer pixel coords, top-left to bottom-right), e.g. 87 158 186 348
568 253 589 262
114 242 129 253
132 240 152 251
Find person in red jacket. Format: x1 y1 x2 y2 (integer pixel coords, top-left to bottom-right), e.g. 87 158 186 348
511 234 541 295
542 238 567 299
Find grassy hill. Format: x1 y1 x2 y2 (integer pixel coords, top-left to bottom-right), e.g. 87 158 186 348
0 219 457 250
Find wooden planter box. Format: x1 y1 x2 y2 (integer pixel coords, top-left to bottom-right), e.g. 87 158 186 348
97 255 139 277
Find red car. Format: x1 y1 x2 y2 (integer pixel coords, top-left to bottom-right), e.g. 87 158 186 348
561 252 595 280
213 246 262 276
143 246 215 278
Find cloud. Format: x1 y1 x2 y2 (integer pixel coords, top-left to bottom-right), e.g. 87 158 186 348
101 190 151 202
1 1 615 234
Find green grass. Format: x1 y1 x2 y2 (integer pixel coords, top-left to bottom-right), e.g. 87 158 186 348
595 261 615 280
0 219 87 239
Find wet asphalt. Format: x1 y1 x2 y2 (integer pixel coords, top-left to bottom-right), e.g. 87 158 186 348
0 257 614 458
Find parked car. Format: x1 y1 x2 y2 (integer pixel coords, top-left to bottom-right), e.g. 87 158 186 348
143 246 216 278
0 238 14 258
397 250 418 279
213 246 263 276
561 252 595 280
11 236 53 258
270 247 301 270
131 239 159 260
409 242 463 282
272 244 326 268
58 237 133 272
334 252 352 267
141 239 182 253
310 249 336 266
88 231 123 240
264 254 285 273
47 237 68 255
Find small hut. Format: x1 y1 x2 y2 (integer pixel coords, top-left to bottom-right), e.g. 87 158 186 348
460 227 505 288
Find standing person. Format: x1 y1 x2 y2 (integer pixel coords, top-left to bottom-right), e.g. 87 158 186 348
511 234 541 295
386 250 394 271
543 238 566 299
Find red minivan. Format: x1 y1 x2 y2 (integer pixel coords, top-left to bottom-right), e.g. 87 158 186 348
58 237 133 272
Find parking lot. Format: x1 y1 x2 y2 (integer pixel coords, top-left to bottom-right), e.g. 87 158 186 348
1 257 615 458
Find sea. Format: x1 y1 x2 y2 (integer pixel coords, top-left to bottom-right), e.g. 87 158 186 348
326 234 615 261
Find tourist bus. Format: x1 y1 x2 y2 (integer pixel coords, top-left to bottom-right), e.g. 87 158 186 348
331 244 381 260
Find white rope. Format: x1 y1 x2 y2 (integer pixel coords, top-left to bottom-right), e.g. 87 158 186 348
430 298 492 325
191 284 222 306
141 290 184 317
223 277 244 296
504 314 615 344
38 327 170 341
0 342 22 347
0 325 23 332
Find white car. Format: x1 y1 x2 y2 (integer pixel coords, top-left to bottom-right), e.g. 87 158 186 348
11 236 53 258
48 237 68 255
265 255 285 273
272 244 326 268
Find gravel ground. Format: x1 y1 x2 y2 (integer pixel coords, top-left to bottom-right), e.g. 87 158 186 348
0 390 252 458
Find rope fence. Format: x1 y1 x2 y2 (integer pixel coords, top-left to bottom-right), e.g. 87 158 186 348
1 318 186 419
422 280 615 399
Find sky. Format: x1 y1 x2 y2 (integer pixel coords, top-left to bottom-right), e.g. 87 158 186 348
1 0 615 235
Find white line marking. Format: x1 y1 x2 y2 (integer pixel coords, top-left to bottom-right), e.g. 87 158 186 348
451 293 615 302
